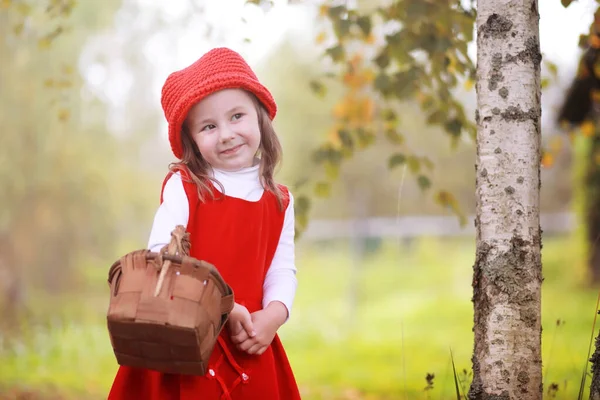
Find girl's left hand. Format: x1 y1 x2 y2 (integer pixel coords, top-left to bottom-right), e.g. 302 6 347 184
235 301 288 355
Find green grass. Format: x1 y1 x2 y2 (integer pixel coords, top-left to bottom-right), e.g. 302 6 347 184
0 234 598 399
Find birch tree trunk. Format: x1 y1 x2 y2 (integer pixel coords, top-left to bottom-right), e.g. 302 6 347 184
468 1 543 399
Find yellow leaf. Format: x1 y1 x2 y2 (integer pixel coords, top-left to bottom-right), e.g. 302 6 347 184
362 68 375 83
350 54 363 68
44 79 55 87
578 61 590 79
62 65 74 74
324 162 339 180
314 181 331 197
581 120 595 137
58 109 70 122
327 128 342 148
549 135 563 153
316 32 326 44
38 38 51 49
594 62 600 79
590 34 600 49
332 102 346 119
568 131 576 144
1 0 10 9
463 78 474 91
357 97 374 122
319 4 328 16
541 152 554 168
13 22 23 35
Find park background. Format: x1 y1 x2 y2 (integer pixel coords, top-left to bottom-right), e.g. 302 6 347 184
0 0 598 398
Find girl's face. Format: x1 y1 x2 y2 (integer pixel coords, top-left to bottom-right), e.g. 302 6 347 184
185 89 261 172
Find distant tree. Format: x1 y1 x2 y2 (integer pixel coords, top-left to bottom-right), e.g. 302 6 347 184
0 0 122 321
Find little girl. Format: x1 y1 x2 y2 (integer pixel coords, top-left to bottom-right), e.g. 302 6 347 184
108 47 301 400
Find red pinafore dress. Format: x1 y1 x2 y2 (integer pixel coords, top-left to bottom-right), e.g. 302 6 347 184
108 171 301 400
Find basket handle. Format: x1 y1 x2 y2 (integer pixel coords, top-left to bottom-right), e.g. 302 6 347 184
154 225 189 297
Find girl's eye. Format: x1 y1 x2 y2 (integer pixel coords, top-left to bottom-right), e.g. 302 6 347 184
232 113 243 121
202 124 216 132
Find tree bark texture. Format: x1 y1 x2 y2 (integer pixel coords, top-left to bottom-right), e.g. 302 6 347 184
590 332 600 400
469 1 542 399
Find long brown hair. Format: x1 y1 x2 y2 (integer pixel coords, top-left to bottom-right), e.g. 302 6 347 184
168 91 285 210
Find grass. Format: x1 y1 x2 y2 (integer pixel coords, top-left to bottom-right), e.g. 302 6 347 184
0 234 598 399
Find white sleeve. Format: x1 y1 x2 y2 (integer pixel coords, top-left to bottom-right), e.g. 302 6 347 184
147 173 189 252
262 192 297 321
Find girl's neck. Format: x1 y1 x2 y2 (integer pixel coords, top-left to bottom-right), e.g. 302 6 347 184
209 158 263 201
211 157 260 175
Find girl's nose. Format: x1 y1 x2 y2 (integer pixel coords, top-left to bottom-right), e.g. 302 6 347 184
219 126 235 142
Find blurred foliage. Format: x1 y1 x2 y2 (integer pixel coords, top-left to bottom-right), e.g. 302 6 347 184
0 0 133 322
557 4 600 284
247 0 478 233
0 235 597 399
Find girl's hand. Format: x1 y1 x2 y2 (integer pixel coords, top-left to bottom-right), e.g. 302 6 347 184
236 301 288 356
228 303 256 343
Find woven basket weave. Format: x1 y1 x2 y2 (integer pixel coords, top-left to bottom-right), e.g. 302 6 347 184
106 226 234 376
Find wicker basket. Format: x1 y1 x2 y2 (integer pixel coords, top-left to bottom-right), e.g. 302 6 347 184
106 226 234 376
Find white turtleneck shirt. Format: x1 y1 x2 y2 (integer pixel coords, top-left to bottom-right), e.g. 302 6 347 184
147 164 297 318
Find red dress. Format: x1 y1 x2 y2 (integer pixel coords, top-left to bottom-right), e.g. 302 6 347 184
108 172 301 400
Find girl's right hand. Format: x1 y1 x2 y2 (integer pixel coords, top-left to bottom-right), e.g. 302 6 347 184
228 303 256 344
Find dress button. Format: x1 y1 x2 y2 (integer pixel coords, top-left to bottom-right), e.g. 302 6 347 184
209 369 215 377
242 373 249 382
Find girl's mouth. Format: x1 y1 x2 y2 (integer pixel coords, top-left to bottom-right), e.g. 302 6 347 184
221 144 243 155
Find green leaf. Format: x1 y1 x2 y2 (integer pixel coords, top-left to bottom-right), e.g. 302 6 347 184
381 108 398 122
427 110 445 125
356 128 376 148
393 69 420 99
314 181 331 198
338 129 354 149
385 130 404 145
356 15 372 36
422 157 435 171
407 156 421 173
545 60 558 77
309 80 327 98
389 153 406 169
325 44 345 63
417 175 431 190
541 77 550 89
328 5 347 19
292 177 309 190
313 146 342 165
374 50 390 69
450 349 463 400
420 95 436 111
294 195 310 214
561 0 574 7
374 73 393 96
333 19 352 38
444 118 463 137
324 162 340 179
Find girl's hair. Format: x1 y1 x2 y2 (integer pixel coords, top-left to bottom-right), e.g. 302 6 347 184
168 91 285 210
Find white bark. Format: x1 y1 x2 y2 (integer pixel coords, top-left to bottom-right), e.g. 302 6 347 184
469 1 542 399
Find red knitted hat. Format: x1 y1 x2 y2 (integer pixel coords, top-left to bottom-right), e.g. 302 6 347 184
161 47 277 159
